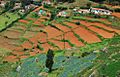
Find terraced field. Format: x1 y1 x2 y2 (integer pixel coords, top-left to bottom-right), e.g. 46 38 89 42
0 7 120 62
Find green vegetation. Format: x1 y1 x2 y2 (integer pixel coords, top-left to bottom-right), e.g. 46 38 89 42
0 12 20 30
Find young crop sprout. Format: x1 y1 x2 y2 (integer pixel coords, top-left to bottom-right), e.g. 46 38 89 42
45 49 54 73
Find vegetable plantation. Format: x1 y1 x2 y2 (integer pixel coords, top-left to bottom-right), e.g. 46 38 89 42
7 53 96 77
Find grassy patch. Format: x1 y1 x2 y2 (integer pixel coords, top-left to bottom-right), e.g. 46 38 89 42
0 12 20 30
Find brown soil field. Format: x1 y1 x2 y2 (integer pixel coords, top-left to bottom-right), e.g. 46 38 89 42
79 20 120 35
32 48 42 53
18 20 29 24
29 52 37 56
22 31 38 39
112 12 120 18
0 36 17 50
73 27 101 44
41 43 53 52
88 26 115 38
64 22 79 29
4 55 18 62
49 39 72 50
29 32 47 43
44 26 63 39
3 30 22 39
11 51 25 56
26 18 37 21
65 32 84 47
21 41 33 49
54 23 71 32
19 55 29 59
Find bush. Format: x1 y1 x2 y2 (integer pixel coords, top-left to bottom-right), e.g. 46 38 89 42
114 8 120 12
94 14 101 18
30 12 39 18
75 22 80 25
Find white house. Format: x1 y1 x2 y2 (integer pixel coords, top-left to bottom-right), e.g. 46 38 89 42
57 11 68 17
89 8 112 15
0 0 6 7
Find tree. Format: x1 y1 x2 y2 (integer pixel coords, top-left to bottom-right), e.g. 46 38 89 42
45 49 54 73
50 8 58 21
86 2 92 9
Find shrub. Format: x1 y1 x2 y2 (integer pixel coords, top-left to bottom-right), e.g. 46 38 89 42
75 22 80 25
30 12 39 18
114 8 120 12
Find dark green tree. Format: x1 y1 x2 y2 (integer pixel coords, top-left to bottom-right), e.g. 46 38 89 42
50 8 58 21
45 49 54 73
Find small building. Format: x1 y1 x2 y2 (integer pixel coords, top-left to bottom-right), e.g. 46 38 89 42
42 0 51 5
38 9 46 15
0 0 6 7
89 8 112 15
78 9 90 14
13 2 21 9
57 11 68 17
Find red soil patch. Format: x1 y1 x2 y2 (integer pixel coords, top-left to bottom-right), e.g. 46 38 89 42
85 17 111 24
22 31 37 39
40 16 49 19
44 26 63 39
11 51 25 56
80 20 120 35
0 36 17 50
33 21 41 25
73 27 101 44
33 6 43 12
93 23 120 35
19 55 28 59
13 47 23 51
41 43 53 52
64 22 79 29
37 18 45 22
54 23 71 32
19 20 29 24
3 30 22 39
4 55 18 62
49 39 72 50
53 36 63 40
27 18 36 21
21 41 33 49
112 12 120 18
32 48 43 53
29 32 47 44
13 25 26 31
80 20 91 27
88 26 114 38
29 52 37 56
65 32 84 47
29 37 38 44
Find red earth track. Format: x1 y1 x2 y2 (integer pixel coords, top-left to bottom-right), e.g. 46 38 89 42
73 26 101 44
